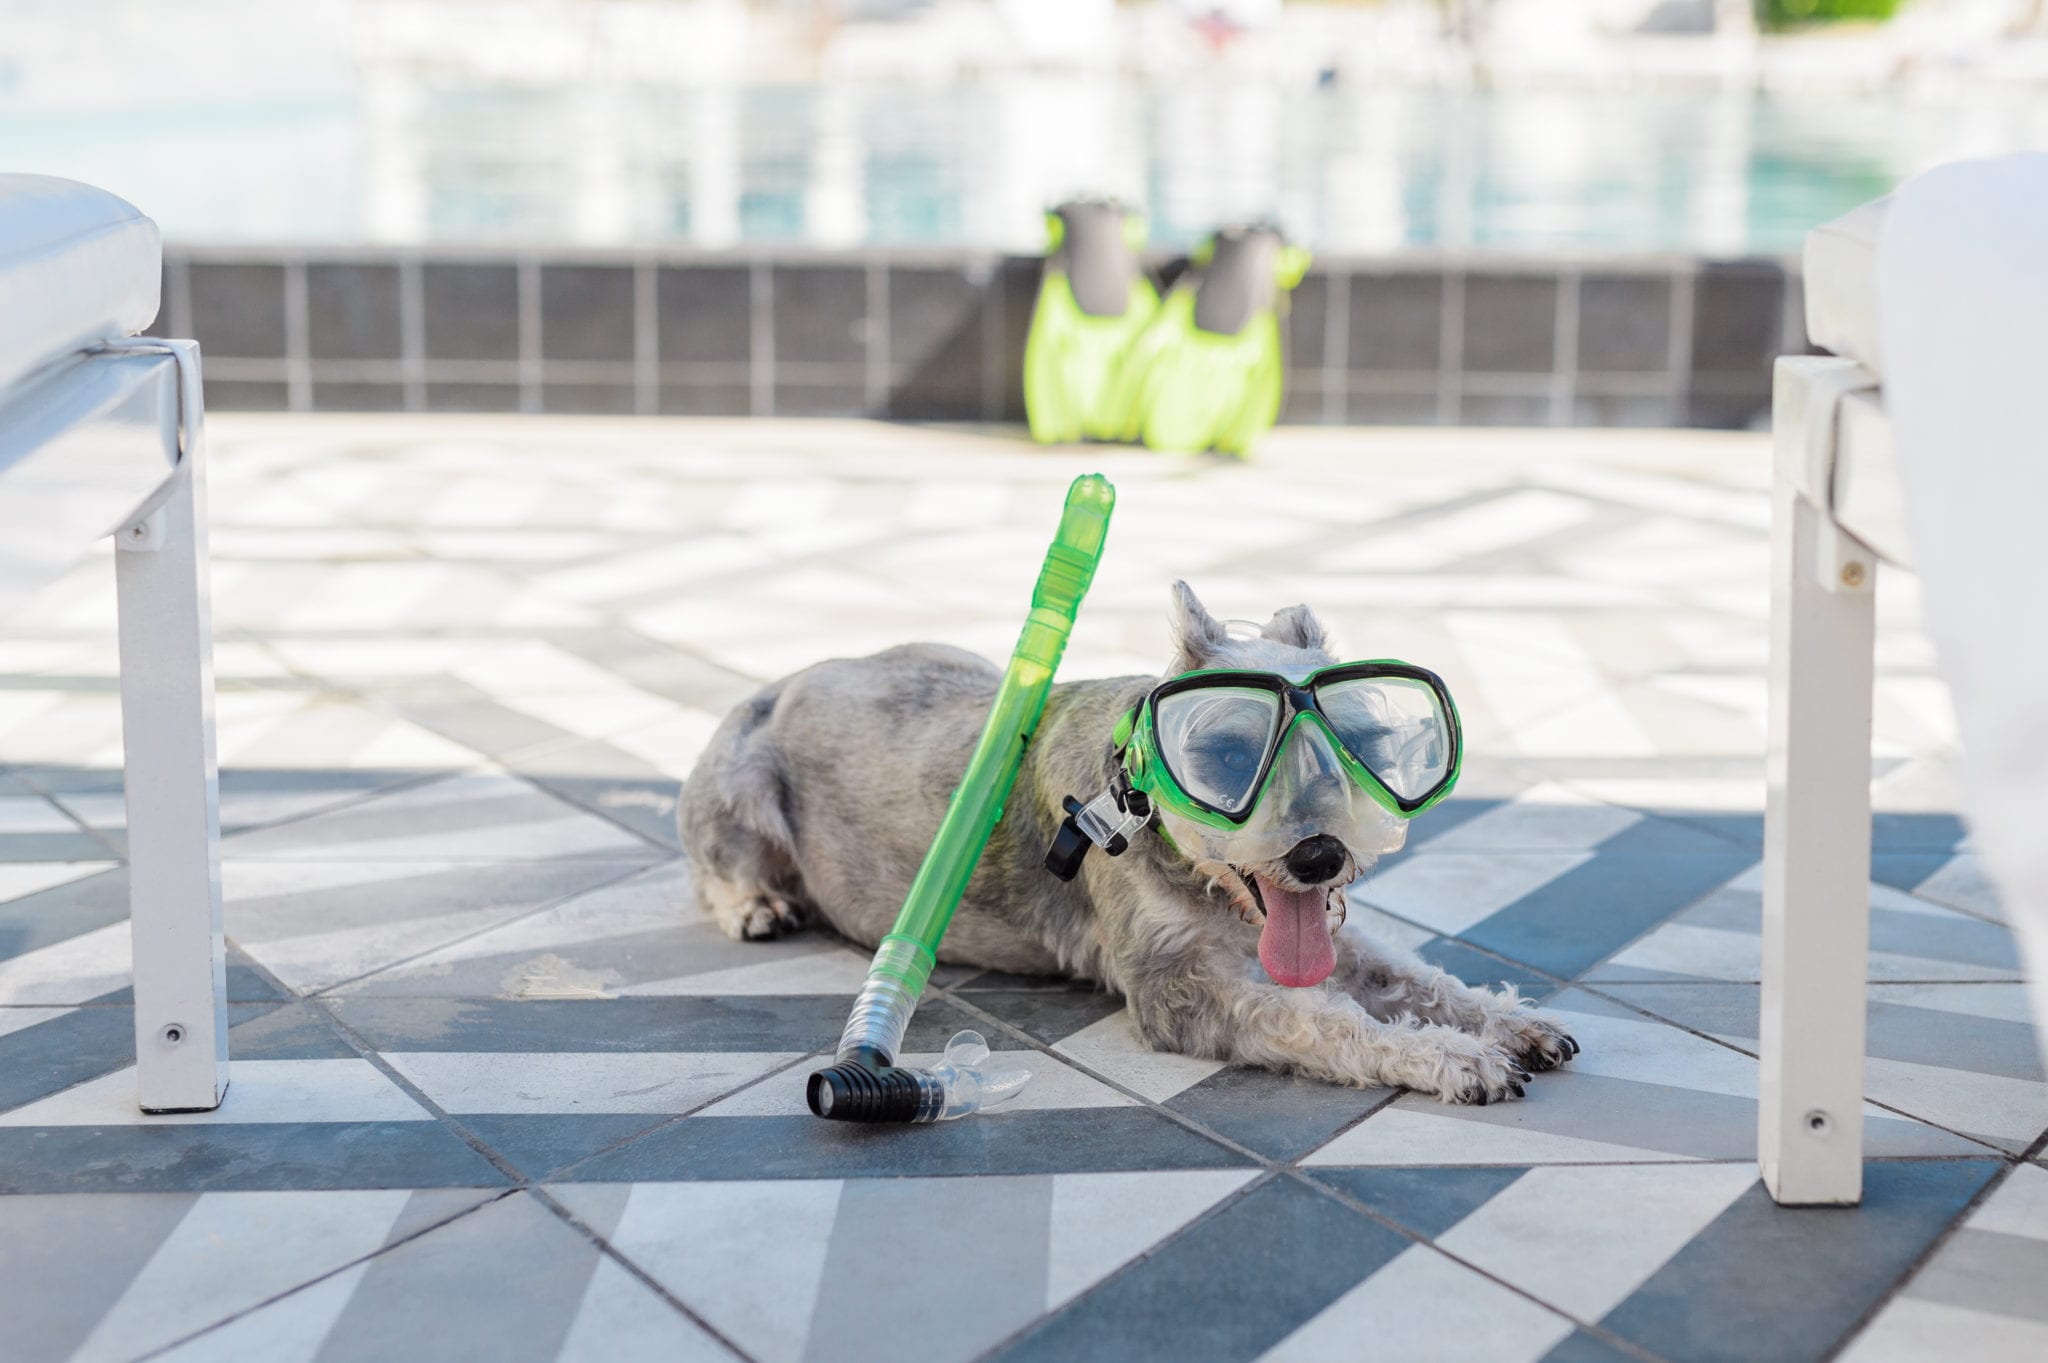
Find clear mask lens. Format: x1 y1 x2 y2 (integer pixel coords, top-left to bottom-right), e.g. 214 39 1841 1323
1315 675 1451 802
1153 685 1281 815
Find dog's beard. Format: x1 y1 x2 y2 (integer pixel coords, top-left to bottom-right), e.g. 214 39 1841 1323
1192 853 1356 989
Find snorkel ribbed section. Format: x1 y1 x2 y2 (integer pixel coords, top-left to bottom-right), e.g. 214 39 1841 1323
808 475 1115 1123
829 937 928 1065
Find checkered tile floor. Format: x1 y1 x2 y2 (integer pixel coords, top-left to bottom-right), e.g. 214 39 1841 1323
1 416 2040 1362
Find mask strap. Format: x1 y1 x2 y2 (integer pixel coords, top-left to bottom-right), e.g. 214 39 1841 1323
1044 713 1154 881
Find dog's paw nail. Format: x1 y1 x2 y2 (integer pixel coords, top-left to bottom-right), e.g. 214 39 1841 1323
1509 1082 1525 1098
1513 1068 1531 1083
1563 1035 1580 1056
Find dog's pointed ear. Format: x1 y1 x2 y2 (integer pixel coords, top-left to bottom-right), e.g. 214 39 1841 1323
1261 604 1330 655
1167 580 1227 674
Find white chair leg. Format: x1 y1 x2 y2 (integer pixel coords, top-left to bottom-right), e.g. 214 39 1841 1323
1759 365 1877 1205
115 443 228 1113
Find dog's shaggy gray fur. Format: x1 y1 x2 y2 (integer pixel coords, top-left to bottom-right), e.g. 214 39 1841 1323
679 582 1577 1103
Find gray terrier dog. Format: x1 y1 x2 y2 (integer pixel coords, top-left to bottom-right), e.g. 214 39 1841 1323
679 582 1577 1103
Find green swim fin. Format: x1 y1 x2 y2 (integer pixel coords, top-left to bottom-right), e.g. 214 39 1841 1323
1023 201 1159 444
1110 226 1310 457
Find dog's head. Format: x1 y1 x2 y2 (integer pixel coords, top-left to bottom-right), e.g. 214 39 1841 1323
1154 581 1405 988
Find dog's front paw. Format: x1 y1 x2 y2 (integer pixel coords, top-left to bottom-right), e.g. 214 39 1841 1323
1487 1009 1580 1074
1414 1031 1530 1106
735 894 808 941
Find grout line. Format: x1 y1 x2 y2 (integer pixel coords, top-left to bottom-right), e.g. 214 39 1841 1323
539 1050 824 1184
1668 264 1697 414
527 1185 757 1362
1779 263 1807 356
966 1171 1286 1360
313 996 532 1187
399 256 426 413
1568 979 2023 1158
166 256 193 339
864 259 889 414
283 259 312 413
1322 266 1349 426
749 261 774 418
977 257 1001 423
929 987 1283 1170
517 256 543 414
303 855 672 1000
1436 268 1464 425
633 255 659 417
1819 1126 2048 1363
1551 269 1580 426
1288 1170 1680 1363
128 1190 519 1363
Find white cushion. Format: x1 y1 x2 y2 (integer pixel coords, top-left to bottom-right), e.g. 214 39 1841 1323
1803 196 1888 379
0 175 161 395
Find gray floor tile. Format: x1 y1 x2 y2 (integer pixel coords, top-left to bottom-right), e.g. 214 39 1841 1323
329 994 981 1054
1450 820 1757 979
0 1190 200 1363
463 1112 681 1180
1168 1066 1394 1162
1597 980 2048 1150
1305 1164 1528 1239
225 856 659 994
1906 1227 2048 1325
990 1176 1407 1363
0 1006 141 1115
0 1122 511 1194
308 1192 607 1363
1540 1331 1646 1362
1594 1160 1999 1363
1416 938 1561 998
0 1002 308 1117
0 865 127 962
958 986 1127 1045
221 771 664 863
561 1109 1253 1183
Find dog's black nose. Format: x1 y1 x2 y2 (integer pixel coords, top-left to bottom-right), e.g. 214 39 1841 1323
1285 835 1347 885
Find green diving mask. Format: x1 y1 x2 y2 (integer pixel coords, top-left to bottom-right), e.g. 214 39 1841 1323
1118 662 1462 869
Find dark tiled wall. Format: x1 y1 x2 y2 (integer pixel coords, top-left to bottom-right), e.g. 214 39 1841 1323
151 249 1805 428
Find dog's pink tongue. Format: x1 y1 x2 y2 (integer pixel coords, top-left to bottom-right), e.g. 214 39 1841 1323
1253 874 1335 987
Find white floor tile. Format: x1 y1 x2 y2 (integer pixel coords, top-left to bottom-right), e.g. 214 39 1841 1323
0 1059 430 1126
1433 1163 1757 1321
70 1190 416 1363
384 1051 804 1115
1262 1242 1574 1363
1051 1009 1229 1103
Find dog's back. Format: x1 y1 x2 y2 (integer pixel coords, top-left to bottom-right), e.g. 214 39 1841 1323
681 644 1043 957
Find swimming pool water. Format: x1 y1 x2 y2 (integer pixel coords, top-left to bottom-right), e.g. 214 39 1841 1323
10 78 2045 254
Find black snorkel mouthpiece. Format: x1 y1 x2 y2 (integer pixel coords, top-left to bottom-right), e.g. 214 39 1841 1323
806 1030 1027 1124
806 1046 938 1123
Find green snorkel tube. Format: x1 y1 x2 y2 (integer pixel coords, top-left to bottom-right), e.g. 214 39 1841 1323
807 474 1116 1123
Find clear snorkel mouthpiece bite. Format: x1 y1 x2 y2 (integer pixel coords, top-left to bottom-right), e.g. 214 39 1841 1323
924 1031 1033 1121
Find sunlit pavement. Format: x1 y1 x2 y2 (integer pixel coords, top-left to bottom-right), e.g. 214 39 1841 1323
0 416 2038 1363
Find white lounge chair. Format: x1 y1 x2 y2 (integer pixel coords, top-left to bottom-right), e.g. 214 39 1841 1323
0 174 229 1113
1762 154 2048 1205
